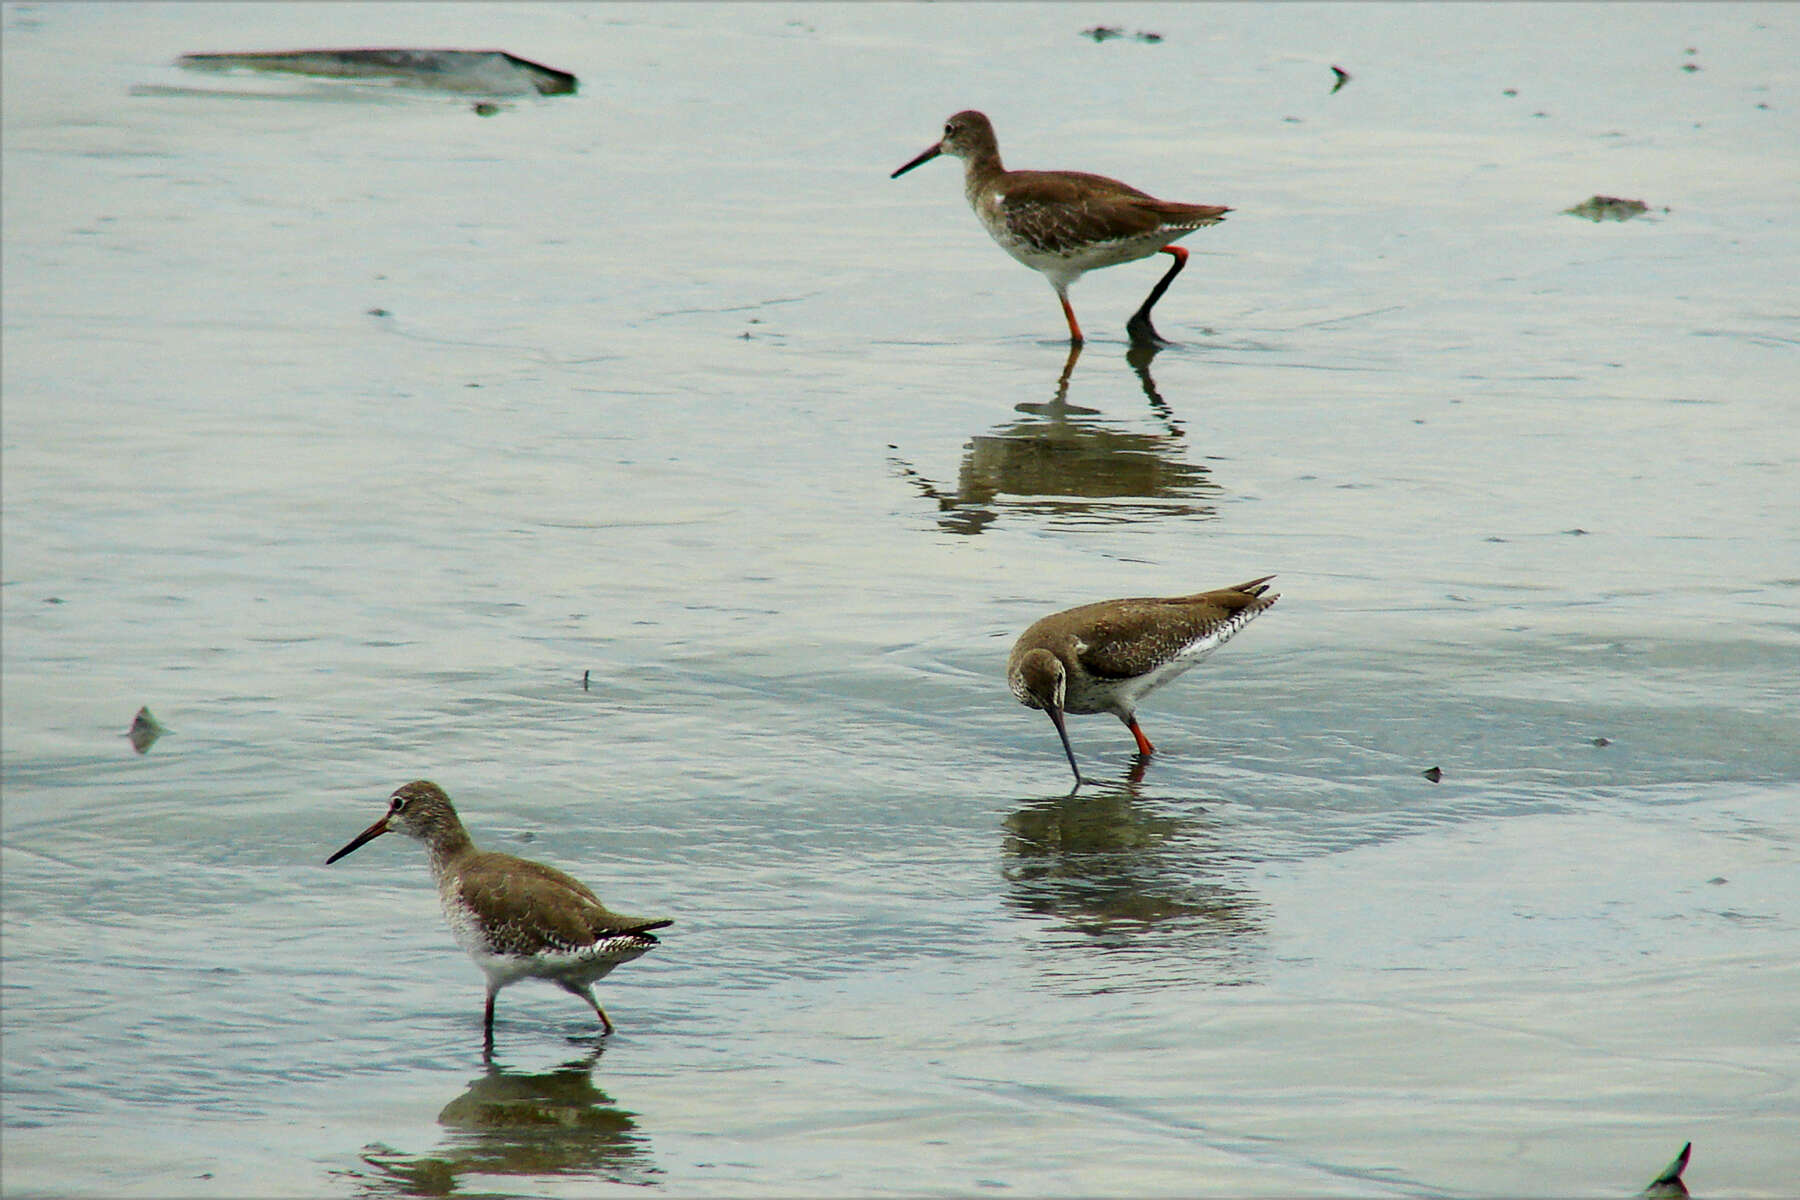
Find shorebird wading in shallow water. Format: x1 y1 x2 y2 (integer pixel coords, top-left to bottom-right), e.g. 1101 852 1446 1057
1008 577 1278 785
891 110 1229 346
326 781 670 1047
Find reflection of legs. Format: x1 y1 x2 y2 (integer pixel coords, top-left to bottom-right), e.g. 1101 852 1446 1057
1123 714 1156 757
566 982 616 1037
1126 245 1189 346
1055 286 1085 345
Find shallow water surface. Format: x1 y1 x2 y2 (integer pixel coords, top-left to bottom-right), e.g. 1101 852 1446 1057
4 3 1798 1196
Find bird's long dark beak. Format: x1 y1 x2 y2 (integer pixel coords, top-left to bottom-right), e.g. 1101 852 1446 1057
326 814 391 864
1046 705 1084 787
890 142 942 179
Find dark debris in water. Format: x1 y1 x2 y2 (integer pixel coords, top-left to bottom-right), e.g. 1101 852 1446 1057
176 49 578 97
1641 1141 1692 1198
1591 736 1612 747
1330 65 1351 94
1564 195 1664 222
1421 766 1443 783
128 706 167 754
1080 25 1163 43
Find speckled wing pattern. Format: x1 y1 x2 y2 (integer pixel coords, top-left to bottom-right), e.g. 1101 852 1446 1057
457 852 671 960
1076 584 1275 680
998 170 1229 256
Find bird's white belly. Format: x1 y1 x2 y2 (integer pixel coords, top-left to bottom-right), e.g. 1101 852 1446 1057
441 890 651 989
976 195 1162 287
1069 627 1237 715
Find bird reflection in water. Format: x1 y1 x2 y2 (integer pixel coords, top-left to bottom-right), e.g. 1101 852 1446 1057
347 1050 657 1195
1001 784 1265 991
888 343 1220 535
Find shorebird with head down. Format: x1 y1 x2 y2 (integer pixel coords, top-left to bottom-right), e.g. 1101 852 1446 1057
1008 577 1278 785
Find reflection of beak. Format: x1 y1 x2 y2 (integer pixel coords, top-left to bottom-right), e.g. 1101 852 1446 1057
326 815 391 864
1046 705 1084 787
890 142 942 179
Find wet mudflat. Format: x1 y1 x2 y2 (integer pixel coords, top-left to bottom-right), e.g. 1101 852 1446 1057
4 3 1797 1196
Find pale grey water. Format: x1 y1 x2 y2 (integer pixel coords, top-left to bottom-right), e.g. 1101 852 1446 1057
4 3 1798 1196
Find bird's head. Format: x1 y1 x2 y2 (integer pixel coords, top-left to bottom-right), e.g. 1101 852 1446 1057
326 780 462 863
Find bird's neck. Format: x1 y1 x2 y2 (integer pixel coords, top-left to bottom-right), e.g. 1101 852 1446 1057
425 828 476 880
960 149 1006 204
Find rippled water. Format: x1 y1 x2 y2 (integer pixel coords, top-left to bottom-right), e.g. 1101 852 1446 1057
5 3 1798 1196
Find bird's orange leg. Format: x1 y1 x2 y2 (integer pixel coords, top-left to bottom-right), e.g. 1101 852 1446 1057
1056 288 1085 345
1124 715 1156 757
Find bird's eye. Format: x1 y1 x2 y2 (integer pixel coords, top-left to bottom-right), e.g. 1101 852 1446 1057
391 797 407 813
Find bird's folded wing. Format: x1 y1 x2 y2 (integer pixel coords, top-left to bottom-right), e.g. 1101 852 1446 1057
459 856 665 955
1078 595 1264 679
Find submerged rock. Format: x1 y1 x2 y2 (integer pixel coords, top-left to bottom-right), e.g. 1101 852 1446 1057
176 49 577 96
127 706 166 754
1564 195 1657 222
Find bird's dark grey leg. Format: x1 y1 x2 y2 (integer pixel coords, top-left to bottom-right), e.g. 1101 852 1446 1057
1126 246 1189 346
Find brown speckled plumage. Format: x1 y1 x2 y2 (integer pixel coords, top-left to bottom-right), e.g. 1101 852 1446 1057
1008 577 1277 784
893 110 1228 343
327 780 668 1046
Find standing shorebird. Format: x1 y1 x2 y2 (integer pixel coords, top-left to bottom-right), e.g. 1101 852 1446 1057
1008 577 1278 785
891 110 1229 345
326 781 670 1047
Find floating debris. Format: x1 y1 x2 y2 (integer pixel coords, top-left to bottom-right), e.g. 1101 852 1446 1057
1641 1141 1691 1199
1079 26 1162 43
1592 736 1612 747
1330 65 1351 94
1565 195 1660 222
1421 766 1443 783
582 669 590 692
127 706 167 754
176 49 577 97
471 101 500 117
